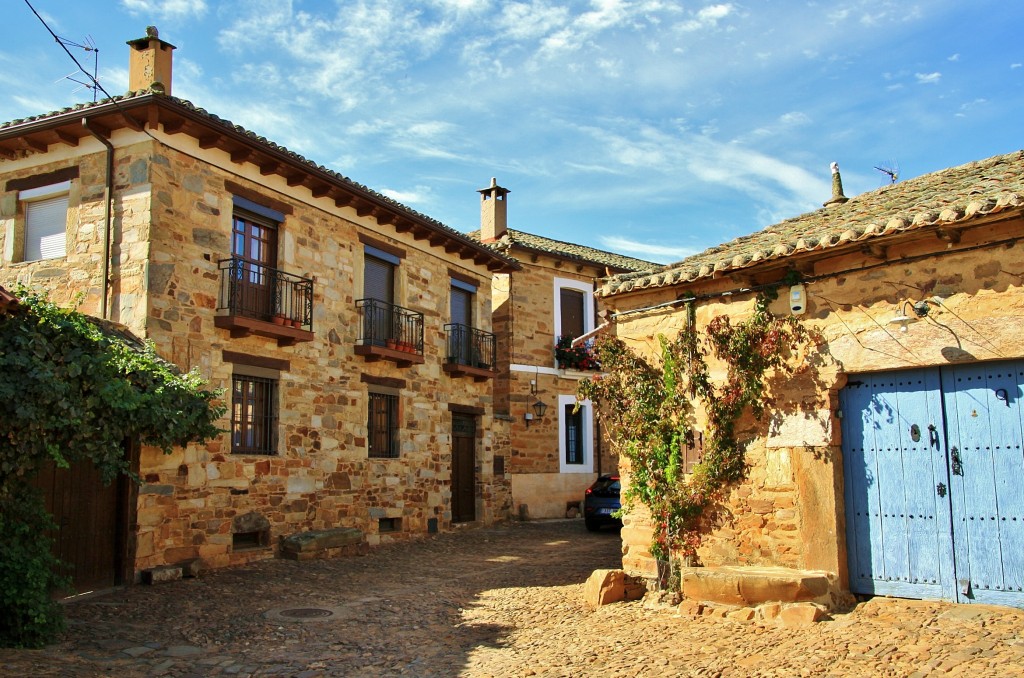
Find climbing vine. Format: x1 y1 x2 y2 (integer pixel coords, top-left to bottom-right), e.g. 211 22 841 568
578 290 812 572
0 287 224 647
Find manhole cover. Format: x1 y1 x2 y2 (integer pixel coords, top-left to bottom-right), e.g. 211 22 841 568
278 607 334 619
264 604 346 623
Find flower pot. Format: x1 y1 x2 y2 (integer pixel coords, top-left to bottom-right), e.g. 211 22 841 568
290 319 302 328
272 315 286 326
386 339 397 350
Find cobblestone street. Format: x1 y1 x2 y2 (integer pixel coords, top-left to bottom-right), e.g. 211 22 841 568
2 520 1023 677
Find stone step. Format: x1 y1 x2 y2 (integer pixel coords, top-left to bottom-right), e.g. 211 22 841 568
680 565 842 609
279 527 365 560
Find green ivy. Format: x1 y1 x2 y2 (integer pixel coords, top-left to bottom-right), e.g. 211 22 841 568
578 291 810 570
0 287 224 647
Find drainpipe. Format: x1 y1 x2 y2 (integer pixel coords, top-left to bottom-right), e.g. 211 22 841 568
83 117 114 320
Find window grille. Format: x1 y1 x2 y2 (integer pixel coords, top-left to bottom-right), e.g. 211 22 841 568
368 392 399 458
232 374 277 455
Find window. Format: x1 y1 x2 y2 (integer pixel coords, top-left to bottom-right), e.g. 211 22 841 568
565 403 584 465
553 277 594 344
20 181 70 262
558 394 593 473
368 391 399 458
231 374 277 455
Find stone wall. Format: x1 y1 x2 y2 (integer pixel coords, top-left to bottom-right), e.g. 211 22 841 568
609 215 1024 583
494 249 618 518
0 131 512 575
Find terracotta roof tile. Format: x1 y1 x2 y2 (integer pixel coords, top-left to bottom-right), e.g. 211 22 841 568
467 229 658 273
600 150 1024 296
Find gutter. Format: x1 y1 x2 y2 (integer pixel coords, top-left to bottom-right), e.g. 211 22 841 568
82 117 114 320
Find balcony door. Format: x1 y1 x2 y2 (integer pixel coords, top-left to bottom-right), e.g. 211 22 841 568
232 211 278 321
449 285 473 363
364 253 396 346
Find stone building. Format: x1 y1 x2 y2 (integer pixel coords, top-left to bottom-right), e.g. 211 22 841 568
469 180 657 519
599 152 1024 608
0 30 519 588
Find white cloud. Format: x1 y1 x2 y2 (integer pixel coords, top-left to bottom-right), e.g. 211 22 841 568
381 185 434 205
677 3 734 32
598 236 699 263
1012 63 1022 70
915 72 941 84
779 111 811 126
948 53 960 62
120 0 207 20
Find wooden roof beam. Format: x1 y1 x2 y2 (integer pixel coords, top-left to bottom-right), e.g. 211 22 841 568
259 161 280 176
0 146 15 160
122 114 146 132
412 226 430 241
24 137 48 153
230 148 252 164
428 233 447 247
54 129 79 147
310 183 332 199
162 118 185 134
936 226 962 244
356 202 375 218
375 212 396 226
285 174 306 188
445 241 463 254
334 193 353 208
861 243 887 260
394 219 414 233
198 134 221 149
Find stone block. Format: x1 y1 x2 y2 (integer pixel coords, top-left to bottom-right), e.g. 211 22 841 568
727 607 756 622
141 564 182 585
584 569 626 609
779 603 828 627
178 558 203 578
677 599 704 616
279 527 364 556
681 566 838 608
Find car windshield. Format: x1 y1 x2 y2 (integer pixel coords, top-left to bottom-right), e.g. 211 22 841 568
592 478 620 493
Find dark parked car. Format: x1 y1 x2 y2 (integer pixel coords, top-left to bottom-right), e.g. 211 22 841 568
583 474 621 531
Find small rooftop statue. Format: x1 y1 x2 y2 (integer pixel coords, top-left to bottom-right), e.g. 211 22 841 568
823 161 849 207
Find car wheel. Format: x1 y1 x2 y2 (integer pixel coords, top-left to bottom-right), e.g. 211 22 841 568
585 518 600 532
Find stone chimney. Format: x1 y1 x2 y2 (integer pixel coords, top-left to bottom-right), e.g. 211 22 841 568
126 26 176 95
478 177 510 243
823 161 849 207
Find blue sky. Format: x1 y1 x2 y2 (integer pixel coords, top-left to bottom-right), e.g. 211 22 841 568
2 1 1022 264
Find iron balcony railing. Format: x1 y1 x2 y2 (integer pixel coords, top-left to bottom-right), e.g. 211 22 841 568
356 298 424 354
444 323 496 370
218 257 314 330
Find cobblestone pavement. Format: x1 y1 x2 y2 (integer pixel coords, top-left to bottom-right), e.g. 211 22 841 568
2 520 1024 677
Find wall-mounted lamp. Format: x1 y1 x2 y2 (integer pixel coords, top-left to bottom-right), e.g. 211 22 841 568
889 299 936 332
525 398 547 427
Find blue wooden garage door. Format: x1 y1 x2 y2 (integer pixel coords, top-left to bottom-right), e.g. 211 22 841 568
841 361 1024 607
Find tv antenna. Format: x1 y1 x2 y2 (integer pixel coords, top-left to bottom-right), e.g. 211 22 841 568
874 160 900 185
57 34 101 101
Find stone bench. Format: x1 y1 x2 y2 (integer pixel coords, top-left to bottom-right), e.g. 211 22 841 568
279 527 366 561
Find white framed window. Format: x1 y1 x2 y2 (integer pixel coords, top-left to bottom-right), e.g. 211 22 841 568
20 181 70 262
558 394 593 474
553 277 594 343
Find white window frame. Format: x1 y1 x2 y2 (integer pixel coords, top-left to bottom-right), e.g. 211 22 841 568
19 180 70 262
553 277 594 366
558 394 594 474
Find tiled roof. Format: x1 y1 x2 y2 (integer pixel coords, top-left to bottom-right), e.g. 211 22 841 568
467 228 658 273
0 90 519 272
600 150 1024 297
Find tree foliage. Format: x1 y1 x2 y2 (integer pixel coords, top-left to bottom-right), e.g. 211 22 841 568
578 292 811 568
0 287 224 647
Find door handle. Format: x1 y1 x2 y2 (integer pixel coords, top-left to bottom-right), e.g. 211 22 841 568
951 446 963 476
928 424 939 448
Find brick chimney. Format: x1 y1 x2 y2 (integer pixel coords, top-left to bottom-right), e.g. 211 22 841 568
478 177 510 243
126 26 176 95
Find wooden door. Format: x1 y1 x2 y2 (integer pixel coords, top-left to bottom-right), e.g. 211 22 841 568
841 369 955 601
451 415 476 523
33 459 126 593
943 360 1024 607
232 211 277 320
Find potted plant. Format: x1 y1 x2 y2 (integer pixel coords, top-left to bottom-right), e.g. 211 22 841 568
386 338 397 350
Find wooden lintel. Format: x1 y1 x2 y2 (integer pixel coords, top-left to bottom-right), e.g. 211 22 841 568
229 148 252 164
54 130 79 147
310 184 332 199
24 137 48 153
356 203 375 218
198 134 221 149
162 118 185 134
286 174 306 188
259 162 280 176
936 226 962 244
334 194 353 208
